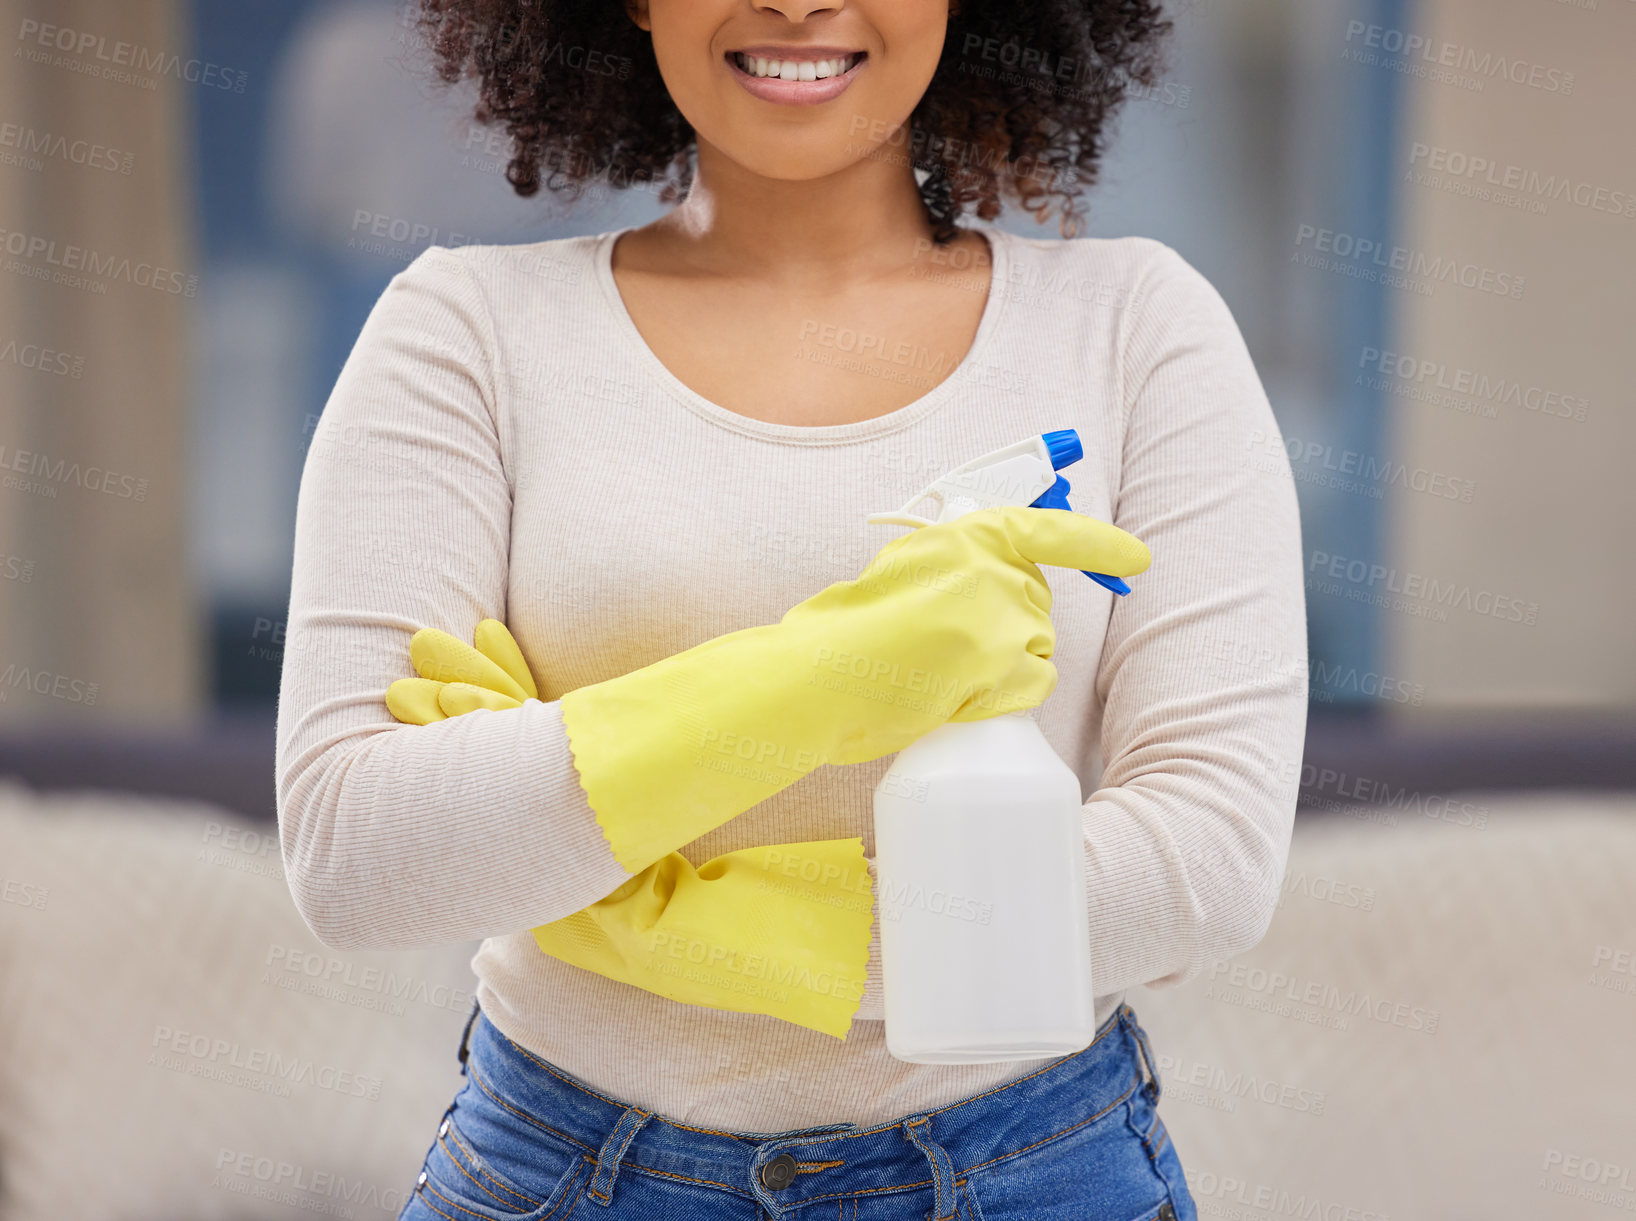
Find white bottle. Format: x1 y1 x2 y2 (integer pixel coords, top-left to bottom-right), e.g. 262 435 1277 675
865 431 1128 1064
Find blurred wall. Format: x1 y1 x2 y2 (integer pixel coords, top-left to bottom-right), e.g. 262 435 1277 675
1385 0 1635 711
4 0 1629 728
1082 0 1407 708
0 0 202 726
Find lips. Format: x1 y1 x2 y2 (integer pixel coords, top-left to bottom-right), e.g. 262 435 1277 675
724 48 869 106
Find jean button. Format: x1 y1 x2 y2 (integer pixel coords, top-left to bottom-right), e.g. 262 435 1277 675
760 1152 797 1190
1158 1204 1177 1221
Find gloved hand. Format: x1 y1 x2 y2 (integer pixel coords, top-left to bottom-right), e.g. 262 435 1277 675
385 620 877 1039
532 840 874 1038
384 617 538 721
561 505 1150 874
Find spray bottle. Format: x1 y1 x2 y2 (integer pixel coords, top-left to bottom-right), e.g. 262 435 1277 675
865 429 1130 1064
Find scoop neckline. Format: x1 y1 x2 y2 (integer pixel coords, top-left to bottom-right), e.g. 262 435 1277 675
591 221 1012 445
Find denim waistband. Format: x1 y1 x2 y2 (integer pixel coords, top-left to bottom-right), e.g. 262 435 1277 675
459 1002 1160 1217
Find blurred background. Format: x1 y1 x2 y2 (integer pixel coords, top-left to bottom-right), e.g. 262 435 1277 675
0 0 1632 1216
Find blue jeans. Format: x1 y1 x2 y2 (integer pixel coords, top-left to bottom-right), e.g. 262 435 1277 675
399 1002 1196 1221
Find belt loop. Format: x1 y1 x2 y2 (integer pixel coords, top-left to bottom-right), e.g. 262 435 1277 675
456 1000 481 1076
1123 1004 1161 1104
585 1105 653 1207
901 1115 958 1221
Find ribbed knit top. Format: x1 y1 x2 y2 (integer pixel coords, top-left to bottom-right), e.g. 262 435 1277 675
275 221 1309 1129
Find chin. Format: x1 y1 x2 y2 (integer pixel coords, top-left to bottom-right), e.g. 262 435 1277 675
730 121 878 172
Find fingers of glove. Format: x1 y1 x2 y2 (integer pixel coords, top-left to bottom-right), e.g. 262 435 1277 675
385 677 448 725
995 506 1152 577
781 533 915 621
1020 563 1053 616
474 618 539 700
408 627 529 702
438 682 524 717
946 652 1058 723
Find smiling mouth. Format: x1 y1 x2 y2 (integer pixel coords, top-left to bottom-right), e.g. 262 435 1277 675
726 51 867 81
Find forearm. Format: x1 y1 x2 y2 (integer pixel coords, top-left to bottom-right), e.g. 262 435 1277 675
277 696 632 950
274 246 646 950
1080 694 1306 995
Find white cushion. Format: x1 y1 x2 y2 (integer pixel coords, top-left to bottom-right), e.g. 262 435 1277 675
1135 790 1636 1219
0 778 478 1218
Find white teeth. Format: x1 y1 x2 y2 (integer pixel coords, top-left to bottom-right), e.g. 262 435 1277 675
735 53 856 80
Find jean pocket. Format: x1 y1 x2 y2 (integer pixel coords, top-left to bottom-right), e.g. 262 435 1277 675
412 1094 593 1221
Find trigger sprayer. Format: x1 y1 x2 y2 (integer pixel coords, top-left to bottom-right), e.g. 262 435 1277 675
867 428 1124 1064
865 428 1132 595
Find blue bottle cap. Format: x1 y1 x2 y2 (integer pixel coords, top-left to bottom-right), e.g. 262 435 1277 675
1042 429 1083 471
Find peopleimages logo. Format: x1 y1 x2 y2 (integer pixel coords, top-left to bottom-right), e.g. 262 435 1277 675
1154 1053 1328 1115
263 946 473 1015
214 1148 410 1216
644 931 865 1004
0 443 148 501
1357 347 1590 423
0 226 197 295
1588 944 1636 997
149 1026 383 1100
1307 550 1539 626
855 556 980 599
1293 223 1524 299
1205 962 1440 1034
14 19 250 92
0 122 134 174
805 646 1027 716
1341 20 1575 94
1190 1172 1391 1221
1206 637 1424 707
0 337 84 378
1542 1150 1636 1191
877 876 994 927
1276 870 1376 914
1407 143 1636 218
1245 428 1475 503
1297 769 1488 829
697 728 827 777
0 663 98 705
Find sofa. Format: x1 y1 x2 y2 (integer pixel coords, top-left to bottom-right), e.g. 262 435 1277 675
1 767 1632 1218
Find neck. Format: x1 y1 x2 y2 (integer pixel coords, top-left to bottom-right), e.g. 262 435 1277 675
651 134 945 286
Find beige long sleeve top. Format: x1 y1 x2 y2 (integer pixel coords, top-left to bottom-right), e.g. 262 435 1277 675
274 220 1309 1130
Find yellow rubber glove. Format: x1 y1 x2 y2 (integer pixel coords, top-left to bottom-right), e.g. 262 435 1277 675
560 505 1150 874
531 840 873 1038
385 620 876 1039
384 617 539 722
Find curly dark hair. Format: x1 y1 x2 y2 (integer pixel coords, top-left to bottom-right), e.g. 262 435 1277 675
414 0 1172 243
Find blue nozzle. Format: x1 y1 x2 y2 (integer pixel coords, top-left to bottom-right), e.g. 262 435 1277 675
1031 445 1134 596
1043 429 1083 471
1084 571 1132 596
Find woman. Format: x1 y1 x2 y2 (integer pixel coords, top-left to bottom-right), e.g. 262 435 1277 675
275 0 1308 1217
